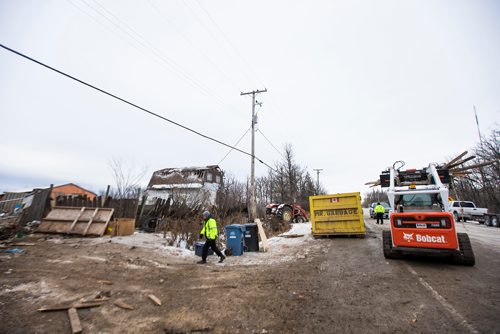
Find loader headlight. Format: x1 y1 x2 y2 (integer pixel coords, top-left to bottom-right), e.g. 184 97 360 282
440 219 446 227
396 219 403 227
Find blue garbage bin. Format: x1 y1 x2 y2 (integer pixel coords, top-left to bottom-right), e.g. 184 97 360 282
225 224 246 256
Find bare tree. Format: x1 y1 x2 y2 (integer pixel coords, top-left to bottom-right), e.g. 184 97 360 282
216 173 246 218
362 189 389 207
109 159 147 199
253 144 325 212
451 126 500 212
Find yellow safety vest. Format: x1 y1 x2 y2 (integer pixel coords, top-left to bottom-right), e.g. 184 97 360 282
374 205 385 214
200 218 218 240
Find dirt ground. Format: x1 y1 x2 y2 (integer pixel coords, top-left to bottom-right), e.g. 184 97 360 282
1 213 500 334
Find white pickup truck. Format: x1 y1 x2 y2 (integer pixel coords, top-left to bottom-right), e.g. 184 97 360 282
449 201 488 222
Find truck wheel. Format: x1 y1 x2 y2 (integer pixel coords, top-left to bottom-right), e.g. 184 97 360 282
280 207 293 223
453 233 475 266
294 216 305 224
382 230 400 259
492 215 499 227
484 216 491 227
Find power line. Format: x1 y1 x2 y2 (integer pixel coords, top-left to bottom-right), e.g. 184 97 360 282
182 0 257 87
217 127 251 165
194 0 265 87
72 0 236 110
0 43 276 171
146 0 244 93
257 129 285 160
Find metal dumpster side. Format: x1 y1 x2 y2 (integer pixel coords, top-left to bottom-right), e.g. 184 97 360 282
309 192 365 237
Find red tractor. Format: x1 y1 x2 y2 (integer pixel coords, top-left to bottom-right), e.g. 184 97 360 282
265 203 308 223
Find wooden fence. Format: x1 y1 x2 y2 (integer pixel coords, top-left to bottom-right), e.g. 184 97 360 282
55 195 138 219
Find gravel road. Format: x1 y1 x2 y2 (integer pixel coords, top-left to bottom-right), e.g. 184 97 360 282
1 213 499 333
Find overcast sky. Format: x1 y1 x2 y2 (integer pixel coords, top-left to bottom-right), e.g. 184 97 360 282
1 0 499 197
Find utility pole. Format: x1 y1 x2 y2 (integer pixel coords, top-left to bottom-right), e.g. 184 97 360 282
241 88 267 222
474 105 482 143
313 169 323 195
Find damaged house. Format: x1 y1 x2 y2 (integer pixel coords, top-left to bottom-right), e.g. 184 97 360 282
145 165 223 206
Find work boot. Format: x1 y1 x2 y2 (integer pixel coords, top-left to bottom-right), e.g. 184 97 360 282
218 256 225 263
197 260 207 264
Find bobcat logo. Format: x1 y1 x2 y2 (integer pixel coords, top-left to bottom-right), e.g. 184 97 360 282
403 232 414 242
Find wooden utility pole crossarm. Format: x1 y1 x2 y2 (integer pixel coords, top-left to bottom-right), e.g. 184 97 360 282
241 88 267 222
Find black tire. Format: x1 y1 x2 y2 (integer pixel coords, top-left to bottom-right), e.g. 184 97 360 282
453 233 475 266
492 216 499 228
382 230 400 259
484 216 491 227
279 206 293 223
142 217 157 233
294 216 305 224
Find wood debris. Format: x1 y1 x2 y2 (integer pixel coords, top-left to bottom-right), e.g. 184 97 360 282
37 301 105 312
114 299 134 310
279 234 304 238
67 308 82 334
148 294 162 306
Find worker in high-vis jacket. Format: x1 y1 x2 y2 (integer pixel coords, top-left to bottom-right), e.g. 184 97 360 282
198 210 225 264
374 202 385 225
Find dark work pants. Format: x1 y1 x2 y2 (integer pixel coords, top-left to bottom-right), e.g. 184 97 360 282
202 239 223 261
376 212 384 224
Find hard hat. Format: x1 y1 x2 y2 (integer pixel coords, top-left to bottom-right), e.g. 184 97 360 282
202 210 211 219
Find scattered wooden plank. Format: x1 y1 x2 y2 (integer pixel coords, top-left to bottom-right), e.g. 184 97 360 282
11 242 36 246
279 234 304 238
80 297 110 303
67 308 82 334
68 207 86 233
38 207 114 236
97 280 113 285
38 301 104 312
148 294 162 306
114 299 134 310
83 208 100 236
254 219 268 252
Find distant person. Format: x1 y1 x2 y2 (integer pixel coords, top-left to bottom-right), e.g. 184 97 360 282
198 210 225 264
374 202 385 225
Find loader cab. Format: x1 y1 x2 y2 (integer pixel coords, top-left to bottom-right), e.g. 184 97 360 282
395 193 444 213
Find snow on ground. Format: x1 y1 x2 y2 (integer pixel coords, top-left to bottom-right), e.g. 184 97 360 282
225 222 318 267
89 232 197 260
455 221 500 251
88 222 316 266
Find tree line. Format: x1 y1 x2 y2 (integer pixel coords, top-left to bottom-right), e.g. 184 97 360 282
449 126 499 212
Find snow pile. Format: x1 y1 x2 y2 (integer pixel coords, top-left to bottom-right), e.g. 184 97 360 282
90 232 196 259
224 222 317 267
89 222 316 266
